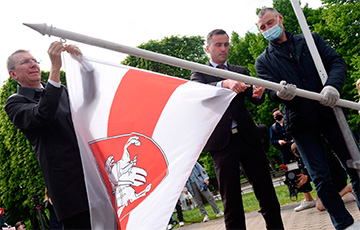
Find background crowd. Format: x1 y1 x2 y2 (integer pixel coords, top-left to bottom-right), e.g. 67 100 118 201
0 0 359 229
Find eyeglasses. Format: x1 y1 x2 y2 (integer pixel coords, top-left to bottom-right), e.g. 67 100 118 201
11 58 40 69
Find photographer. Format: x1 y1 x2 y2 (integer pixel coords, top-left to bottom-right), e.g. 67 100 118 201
288 143 316 212
289 142 353 212
270 108 295 164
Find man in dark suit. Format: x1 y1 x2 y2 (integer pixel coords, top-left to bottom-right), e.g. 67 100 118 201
270 108 294 165
191 29 283 230
5 42 91 229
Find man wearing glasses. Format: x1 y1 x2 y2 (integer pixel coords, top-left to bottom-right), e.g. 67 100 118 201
5 42 91 229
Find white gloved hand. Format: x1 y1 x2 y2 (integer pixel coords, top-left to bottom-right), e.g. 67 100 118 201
320 85 339 107
276 80 296 100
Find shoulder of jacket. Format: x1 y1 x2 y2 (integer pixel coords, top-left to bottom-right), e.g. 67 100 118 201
5 93 29 109
6 93 27 101
257 49 267 59
293 33 320 43
229 64 249 74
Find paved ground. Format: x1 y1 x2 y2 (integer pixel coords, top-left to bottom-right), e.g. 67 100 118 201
178 192 360 230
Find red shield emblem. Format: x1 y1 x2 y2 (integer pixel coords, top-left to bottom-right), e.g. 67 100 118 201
90 132 168 229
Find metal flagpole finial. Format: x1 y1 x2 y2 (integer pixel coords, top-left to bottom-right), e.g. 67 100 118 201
23 23 53 37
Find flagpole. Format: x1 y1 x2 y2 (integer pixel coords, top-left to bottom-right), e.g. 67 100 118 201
290 0 360 173
23 23 360 111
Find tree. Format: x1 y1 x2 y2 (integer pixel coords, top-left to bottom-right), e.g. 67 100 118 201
122 35 208 79
311 0 360 130
0 72 66 226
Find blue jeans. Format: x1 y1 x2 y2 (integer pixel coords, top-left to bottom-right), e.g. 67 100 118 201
291 118 360 229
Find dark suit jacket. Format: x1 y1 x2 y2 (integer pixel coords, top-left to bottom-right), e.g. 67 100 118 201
191 62 264 152
5 83 89 221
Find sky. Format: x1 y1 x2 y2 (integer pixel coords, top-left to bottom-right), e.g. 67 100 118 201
0 0 322 87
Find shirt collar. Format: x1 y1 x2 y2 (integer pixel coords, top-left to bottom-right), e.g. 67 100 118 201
210 61 228 69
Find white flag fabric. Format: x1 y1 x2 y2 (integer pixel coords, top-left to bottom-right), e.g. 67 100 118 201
63 53 235 229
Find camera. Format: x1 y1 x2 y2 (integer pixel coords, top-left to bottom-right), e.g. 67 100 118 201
283 162 312 200
32 194 49 230
32 194 41 207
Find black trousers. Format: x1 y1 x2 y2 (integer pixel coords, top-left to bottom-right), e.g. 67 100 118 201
211 133 284 230
63 210 91 230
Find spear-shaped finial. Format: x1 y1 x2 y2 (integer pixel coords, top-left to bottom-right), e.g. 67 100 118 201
23 23 53 37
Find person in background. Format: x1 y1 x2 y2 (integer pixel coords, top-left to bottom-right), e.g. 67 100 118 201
291 143 354 212
191 29 283 230
0 207 10 229
256 7 360 229
167 199 185 229
14 221 25 230
5 42 91 229
44 188 63 229
270 108 294 164
290 143 317 212
184 162 223 223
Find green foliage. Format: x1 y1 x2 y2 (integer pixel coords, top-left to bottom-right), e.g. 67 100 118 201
311 0 360 131
0 71 66 226
122 35 208 80
1 1 359 225
0 77 42 225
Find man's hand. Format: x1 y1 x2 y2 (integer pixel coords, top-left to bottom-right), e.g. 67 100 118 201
48 42 83 83
276 80 296 100
296 173 308 187
320 85 339 107
204 178 210 186
64 44 82 56
253 85 265 98
278 140 287 146
222 79 247 94
48 41 64 71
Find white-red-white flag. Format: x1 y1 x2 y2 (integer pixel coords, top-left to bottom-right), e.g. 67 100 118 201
63 54 235 229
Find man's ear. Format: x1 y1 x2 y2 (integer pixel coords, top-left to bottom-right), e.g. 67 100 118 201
278 13 284 24
9 70 18 81
205 45 210 54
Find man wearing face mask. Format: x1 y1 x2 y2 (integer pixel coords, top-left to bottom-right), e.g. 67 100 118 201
270 108 294 165
255 7 360 230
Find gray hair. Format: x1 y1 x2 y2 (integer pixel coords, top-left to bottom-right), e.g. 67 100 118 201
258 7 279 18
7 49 29 71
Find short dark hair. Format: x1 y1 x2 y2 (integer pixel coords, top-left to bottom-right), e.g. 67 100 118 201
15 221 25 230
272 108 280 115
206 29 229 46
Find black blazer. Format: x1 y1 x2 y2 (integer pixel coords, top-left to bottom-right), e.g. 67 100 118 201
5 83 89 221
191 62 264 152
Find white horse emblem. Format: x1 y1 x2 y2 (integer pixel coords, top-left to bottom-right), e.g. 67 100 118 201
105 136 152 217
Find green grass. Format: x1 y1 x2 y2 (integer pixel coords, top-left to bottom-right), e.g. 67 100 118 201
171 184 318 228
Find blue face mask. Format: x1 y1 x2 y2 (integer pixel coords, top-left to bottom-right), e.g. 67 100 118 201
262 22 283 41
